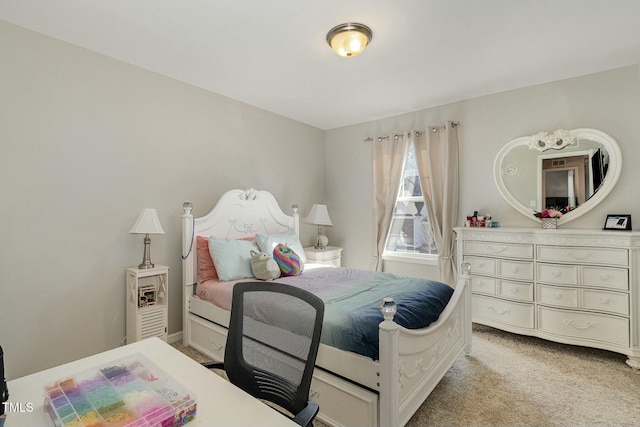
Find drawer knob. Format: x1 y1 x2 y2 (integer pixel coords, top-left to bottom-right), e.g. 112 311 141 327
309 389 320 399
553 293 562 300
510 266 519 273
509 287 520 294
563 319 596 330
599 274 611 281
552 270 562 278
599 298 611 305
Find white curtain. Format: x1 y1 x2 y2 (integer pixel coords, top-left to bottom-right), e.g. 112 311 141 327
371 134 409 271
414 122 460 285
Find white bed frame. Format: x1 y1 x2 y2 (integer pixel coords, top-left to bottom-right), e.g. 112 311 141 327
182 189 472 427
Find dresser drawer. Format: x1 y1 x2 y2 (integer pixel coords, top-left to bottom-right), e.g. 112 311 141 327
472 295 534 329
582 266 628 291
464 256 496 276
464 241 533 259
498 259 533 281
537 263 578 285
537 306 629 347
498 280 533 302
311 369 378 427
582 289 629 316
536 246 628 266
188 316 228 361
537 284 578 308
470 275 496 295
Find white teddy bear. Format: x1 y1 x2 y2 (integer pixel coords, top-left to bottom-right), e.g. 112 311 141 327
250 250 281 281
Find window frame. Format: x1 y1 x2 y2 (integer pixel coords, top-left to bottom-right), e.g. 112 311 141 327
382 144 438 265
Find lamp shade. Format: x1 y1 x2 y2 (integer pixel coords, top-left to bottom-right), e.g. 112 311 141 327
129 208 165 234
305 204 333 226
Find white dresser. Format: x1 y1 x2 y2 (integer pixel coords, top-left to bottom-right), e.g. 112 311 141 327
454 227 640 368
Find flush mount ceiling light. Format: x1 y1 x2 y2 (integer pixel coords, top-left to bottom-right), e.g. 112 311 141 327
326 22 373 58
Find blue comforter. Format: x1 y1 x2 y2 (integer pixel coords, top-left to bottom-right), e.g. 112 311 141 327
275 267 454 360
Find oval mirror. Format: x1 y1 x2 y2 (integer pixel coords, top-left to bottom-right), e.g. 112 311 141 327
494 128 622 225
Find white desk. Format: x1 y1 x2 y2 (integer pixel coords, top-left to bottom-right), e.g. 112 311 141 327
4 337 298 427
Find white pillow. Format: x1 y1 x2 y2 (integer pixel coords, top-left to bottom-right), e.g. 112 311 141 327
209 237 259 281
256 229 307 263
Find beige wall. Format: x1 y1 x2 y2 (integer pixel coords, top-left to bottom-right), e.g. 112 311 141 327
0 21 326 379
325 65 640 274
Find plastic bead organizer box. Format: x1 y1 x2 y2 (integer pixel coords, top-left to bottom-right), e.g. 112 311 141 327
43 354 197 427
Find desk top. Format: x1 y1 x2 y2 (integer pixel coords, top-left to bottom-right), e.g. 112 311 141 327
4 338 298 427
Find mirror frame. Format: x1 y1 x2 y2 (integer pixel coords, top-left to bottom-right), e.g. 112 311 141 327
494 128 622 225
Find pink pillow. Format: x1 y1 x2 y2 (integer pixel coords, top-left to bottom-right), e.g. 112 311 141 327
197 236 217 283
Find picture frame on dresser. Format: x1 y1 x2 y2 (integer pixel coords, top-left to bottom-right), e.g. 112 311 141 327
603 214 632 231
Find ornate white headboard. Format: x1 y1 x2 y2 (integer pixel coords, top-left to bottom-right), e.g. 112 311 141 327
181 188 300 287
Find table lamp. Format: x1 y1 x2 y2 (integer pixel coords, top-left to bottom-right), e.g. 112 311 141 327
305 204 333 249
130 208 165 269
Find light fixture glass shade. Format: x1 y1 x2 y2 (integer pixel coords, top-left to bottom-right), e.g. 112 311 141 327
305 204 333 226
129 208 165 235
326 23 372 58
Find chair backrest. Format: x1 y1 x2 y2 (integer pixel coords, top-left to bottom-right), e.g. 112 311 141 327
225 282 324 416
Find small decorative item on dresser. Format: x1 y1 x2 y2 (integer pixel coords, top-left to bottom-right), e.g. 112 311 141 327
603 214 632 231
534 207 564 229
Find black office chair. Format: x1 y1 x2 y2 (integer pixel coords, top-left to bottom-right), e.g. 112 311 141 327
203 282 324 427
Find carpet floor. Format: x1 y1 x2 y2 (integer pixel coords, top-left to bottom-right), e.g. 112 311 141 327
174 323 640 426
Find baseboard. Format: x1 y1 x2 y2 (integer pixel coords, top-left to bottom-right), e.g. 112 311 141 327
168 331 183 344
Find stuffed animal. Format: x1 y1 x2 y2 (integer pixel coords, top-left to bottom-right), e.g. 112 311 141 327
250 250 281 281
273 243 304 276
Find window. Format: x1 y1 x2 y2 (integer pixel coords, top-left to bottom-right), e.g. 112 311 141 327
384 145 438 257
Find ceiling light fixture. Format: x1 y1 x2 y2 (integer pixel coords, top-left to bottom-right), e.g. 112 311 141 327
326 22 373 58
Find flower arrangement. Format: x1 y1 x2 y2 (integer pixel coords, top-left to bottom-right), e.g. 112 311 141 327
534 208 564 218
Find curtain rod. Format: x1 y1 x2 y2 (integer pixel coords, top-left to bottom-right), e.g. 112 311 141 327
363 121 459 142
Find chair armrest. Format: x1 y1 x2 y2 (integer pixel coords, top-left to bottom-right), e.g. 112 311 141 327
292 400 319 427
202 361 225 370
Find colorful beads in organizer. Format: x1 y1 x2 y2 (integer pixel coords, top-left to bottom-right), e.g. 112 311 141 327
44 355 196 427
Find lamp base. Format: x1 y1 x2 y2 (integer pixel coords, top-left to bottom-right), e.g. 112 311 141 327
138 234 155 269
314 234 329 250
138 261 155 270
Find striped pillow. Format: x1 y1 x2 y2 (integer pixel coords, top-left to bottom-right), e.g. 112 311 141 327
273 243 304 276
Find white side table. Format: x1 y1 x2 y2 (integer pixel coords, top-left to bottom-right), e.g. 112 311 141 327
126 265 169 344
304 246 343 267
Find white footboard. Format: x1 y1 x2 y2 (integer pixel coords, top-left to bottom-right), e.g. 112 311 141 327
379 270 471 427
183 274 471 427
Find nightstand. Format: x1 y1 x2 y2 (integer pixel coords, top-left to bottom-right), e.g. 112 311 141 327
304 246 343 267
126 265 169 344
